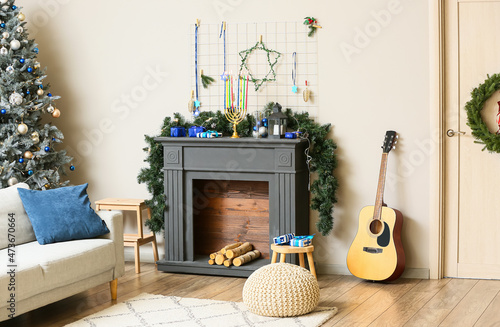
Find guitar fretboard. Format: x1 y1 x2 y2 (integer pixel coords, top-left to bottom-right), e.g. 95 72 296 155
373 153 388 220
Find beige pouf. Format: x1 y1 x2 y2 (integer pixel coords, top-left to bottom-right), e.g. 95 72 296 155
243 263 320 317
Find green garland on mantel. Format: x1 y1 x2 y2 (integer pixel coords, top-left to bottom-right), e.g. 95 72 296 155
137 103 339 236
465 73 500 153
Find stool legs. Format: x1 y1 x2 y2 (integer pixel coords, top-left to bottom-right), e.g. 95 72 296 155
299 253 305 268
271 251 278 263
134 243 141 274
279 253 286 263
306 252 316 279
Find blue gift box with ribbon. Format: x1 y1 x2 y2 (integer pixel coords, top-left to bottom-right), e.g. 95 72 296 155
290 235 314 247
189 126 206 137
170 126 186 137
273 233 295 245
196 130 222 138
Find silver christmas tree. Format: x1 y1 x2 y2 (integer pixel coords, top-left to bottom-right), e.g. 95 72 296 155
0 0 73 189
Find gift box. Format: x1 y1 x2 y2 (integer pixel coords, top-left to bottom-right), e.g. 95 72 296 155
189 126 206 137
273 233 295 245
170 126 186 137
285 132 297 139
290 235 314 247
197 131 222 138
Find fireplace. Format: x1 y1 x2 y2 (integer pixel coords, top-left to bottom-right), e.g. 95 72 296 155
155 137 310 277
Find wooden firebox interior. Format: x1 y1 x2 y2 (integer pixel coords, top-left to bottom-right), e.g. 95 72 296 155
193 180 270 260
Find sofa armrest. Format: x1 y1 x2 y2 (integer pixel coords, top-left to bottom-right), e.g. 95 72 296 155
97 210 125 279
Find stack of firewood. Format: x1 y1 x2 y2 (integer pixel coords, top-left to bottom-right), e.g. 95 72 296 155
208 242 261 267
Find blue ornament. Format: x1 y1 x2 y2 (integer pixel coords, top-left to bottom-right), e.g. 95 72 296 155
292 85 298 93
19 58 24 64
1 109 6 114
39 85 43 89
33 48 39 54
1 23 5 28
18 158 24 163
28 170 33 176
194 100 200 108
193 109 200 117
70 165 75 171
27 67 33 73
44 146 50 152
253 126 257 131
52 137 56 141
262 118 268 123
11 5 16 10
26 90 30 94
47 93 52 97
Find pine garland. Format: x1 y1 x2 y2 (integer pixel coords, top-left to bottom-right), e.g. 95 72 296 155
464 73 500 152
138 104 338 235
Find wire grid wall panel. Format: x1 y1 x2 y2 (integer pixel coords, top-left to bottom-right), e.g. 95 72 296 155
191 21 319 117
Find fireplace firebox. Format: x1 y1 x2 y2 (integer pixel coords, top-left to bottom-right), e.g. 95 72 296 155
155 137 310 277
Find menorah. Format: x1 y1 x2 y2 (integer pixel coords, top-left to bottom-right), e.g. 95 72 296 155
224 74 249 138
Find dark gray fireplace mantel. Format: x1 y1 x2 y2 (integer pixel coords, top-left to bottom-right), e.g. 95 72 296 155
155 137 310 277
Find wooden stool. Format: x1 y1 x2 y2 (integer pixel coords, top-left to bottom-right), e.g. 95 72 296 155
96 198 159 274
270 244 316 279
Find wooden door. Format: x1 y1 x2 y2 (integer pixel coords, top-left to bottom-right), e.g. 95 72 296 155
444 0 500 279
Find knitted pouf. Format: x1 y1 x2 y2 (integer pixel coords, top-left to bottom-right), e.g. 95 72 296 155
243 263 319 317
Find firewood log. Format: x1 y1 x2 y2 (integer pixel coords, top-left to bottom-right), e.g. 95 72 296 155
226 242 253 259
208 259 215 265
220 242 243 255
215 253 226 265
233 250 261 267
209 251 221 260
223 258 233 267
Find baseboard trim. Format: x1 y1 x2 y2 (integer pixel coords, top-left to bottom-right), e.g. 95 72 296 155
317 263 430 279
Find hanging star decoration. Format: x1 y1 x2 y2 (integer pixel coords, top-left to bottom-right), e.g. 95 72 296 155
239 39 281 91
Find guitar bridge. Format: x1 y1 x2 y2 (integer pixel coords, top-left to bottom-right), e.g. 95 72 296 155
363 247 383 254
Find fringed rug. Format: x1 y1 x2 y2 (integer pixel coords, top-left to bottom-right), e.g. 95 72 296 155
66 293 338 327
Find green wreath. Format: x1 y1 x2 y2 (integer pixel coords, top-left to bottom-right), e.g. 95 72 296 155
465 73 500 152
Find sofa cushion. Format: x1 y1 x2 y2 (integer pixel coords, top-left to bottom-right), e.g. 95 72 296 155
18 184 110 245
0 238 116 304
0 183 35 250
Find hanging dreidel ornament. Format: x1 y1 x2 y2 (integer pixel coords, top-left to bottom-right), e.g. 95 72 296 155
496 101 500 135
303 80 311 102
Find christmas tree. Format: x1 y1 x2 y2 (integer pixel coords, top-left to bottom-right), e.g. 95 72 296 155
0 1 73 190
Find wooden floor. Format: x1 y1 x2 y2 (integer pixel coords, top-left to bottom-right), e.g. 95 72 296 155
4 262 500 327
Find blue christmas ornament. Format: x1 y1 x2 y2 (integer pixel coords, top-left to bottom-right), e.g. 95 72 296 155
253 126 257 131
18 158 24 163
1 109 6 114
33 48 39 54
193 109 200 117
47 93 52 97
70 165 75 171
19 58 24 63
194 100 200 108
1 23 5 28
52 137 56 141
39 85 43 89
11 5 17 10
44 146 50 152
262 118 268 124
292 85 298 93
27 67 33 73
28 170 33 176
26 90 30 94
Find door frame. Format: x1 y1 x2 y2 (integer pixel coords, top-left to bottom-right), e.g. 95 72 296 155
429 0 445 279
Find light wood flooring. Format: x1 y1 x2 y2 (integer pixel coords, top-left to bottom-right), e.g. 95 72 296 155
3 262 500 327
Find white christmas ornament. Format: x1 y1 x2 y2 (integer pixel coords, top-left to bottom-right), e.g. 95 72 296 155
2 31 9 39
6 65 13 74
0 47 7 55
47 105 55 113
17 123 28 134
7 177 18 186
10 39 21 50
16 26 23 33
9 92 23 105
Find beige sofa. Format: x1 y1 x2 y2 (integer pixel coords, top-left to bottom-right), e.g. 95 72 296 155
0 184 125 322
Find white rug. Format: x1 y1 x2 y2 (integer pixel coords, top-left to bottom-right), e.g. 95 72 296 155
66 293 338 327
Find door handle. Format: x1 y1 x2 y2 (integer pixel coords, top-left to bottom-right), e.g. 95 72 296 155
446 129 466 137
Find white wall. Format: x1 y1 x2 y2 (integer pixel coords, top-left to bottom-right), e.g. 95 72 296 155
21 0 430 277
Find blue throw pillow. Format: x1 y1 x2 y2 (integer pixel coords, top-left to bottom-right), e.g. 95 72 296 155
18 183 110 245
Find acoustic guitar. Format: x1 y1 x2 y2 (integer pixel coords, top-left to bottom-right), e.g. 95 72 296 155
346 131 405 281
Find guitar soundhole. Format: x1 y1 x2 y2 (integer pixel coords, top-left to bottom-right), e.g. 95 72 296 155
369 219 384 235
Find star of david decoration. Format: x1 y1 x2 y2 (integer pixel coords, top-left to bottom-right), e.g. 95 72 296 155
238 41 281 91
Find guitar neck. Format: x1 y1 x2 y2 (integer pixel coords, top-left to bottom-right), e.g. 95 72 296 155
373 153 389 220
